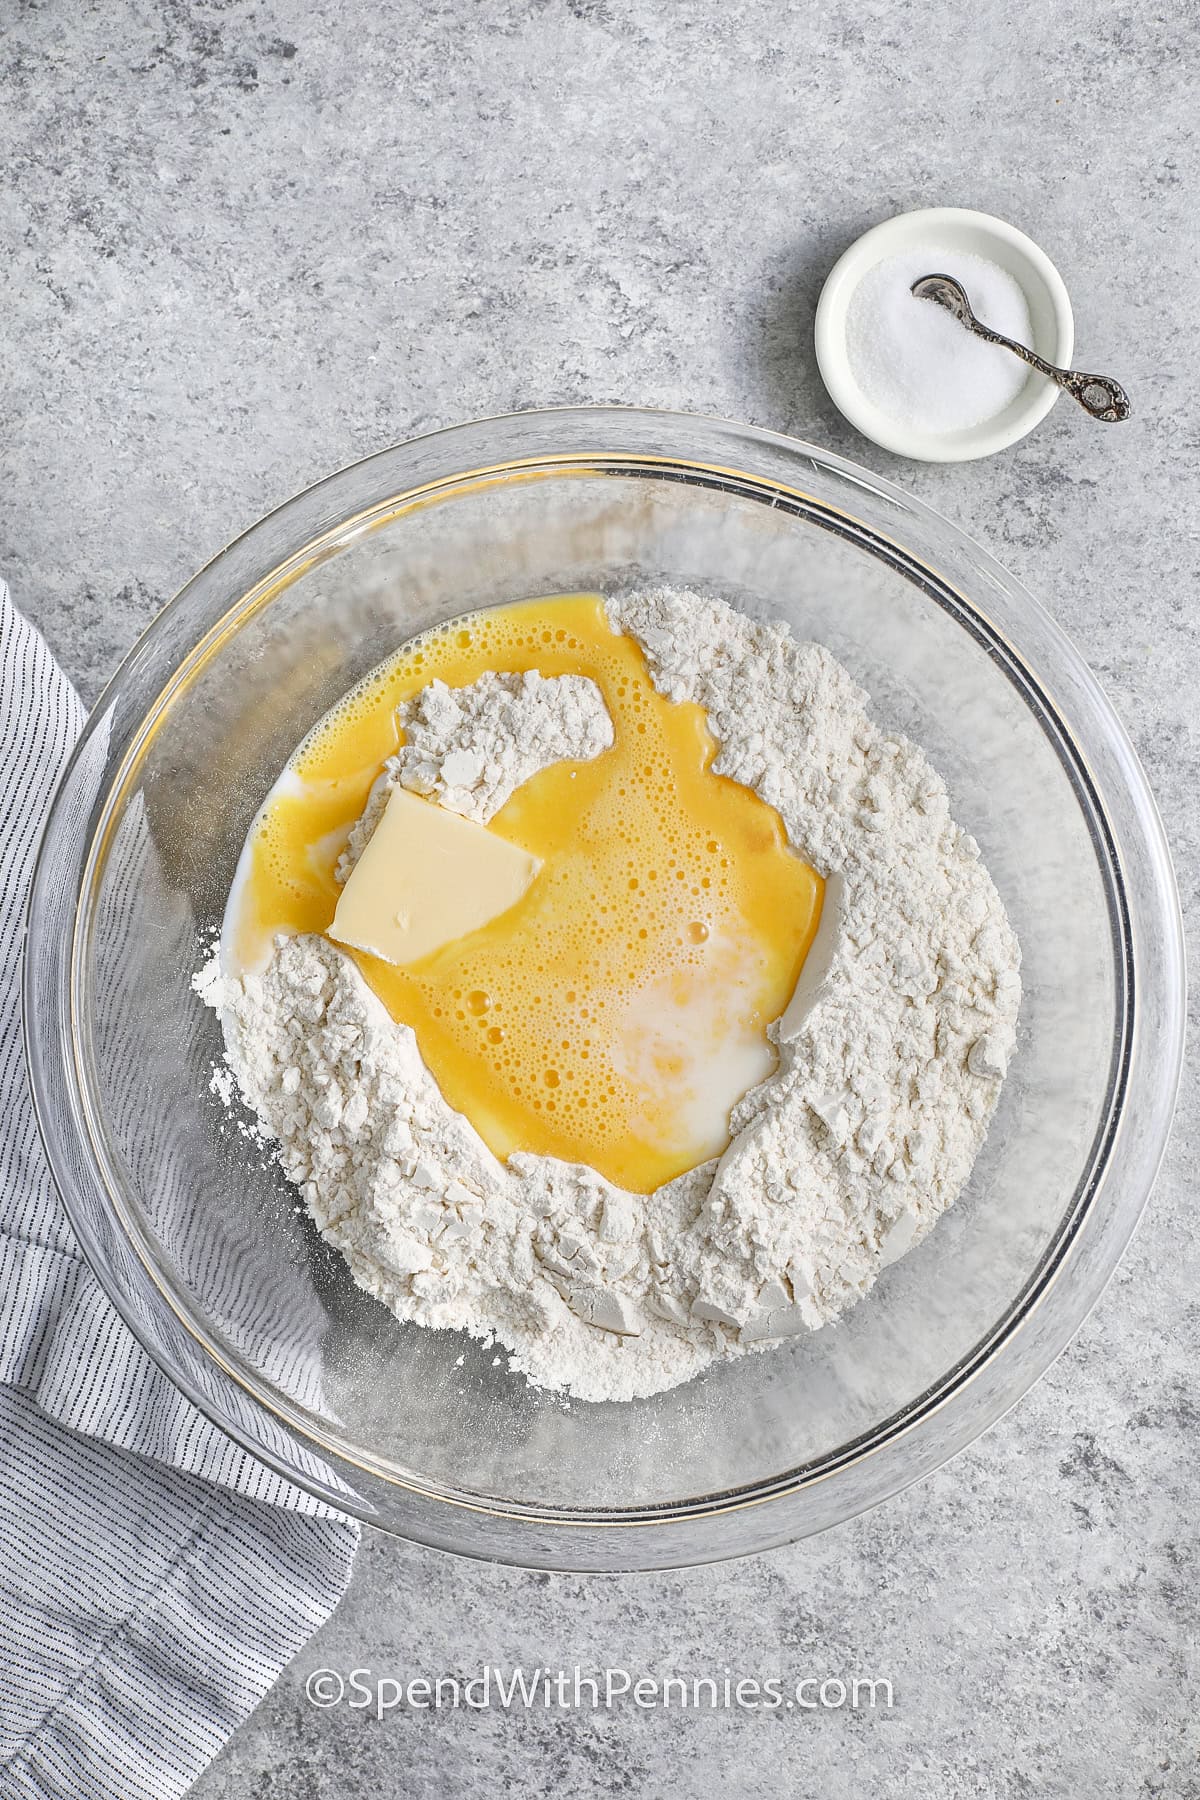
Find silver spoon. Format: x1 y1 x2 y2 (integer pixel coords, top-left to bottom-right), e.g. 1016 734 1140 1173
910 273 1131 422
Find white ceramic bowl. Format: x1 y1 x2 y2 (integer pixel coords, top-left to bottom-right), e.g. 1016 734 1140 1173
815 207 1075 463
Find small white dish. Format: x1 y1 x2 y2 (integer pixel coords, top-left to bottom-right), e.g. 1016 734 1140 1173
814 207 1074 463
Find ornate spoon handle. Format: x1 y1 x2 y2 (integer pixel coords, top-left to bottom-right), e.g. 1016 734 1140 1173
967 321 1130 421
911 275 1131 422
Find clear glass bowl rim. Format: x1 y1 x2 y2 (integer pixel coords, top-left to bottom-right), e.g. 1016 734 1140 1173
23 406 1186 1570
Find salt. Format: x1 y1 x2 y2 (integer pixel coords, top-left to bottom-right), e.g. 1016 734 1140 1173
845 246 1033 434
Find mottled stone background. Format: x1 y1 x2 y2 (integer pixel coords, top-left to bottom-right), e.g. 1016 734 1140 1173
3 0 1197 1794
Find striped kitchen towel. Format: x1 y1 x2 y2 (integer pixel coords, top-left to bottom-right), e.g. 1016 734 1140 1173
0 583 359 1800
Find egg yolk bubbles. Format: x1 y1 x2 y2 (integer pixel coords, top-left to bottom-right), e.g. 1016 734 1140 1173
227 595 824 1194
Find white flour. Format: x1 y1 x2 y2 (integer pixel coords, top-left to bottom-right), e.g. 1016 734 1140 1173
200 588 1021 1403
337 670 613 878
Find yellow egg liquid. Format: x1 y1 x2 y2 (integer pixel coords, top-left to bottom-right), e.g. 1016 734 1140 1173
228 595 823 1193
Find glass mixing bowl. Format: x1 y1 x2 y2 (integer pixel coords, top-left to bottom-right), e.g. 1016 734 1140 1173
25 408 1184 1570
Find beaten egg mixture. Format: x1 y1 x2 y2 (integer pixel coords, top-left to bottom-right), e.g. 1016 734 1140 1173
227 595 823 1193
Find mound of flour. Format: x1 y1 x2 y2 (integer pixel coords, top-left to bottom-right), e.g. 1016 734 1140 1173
201 588 1021 1403
338 669 613 877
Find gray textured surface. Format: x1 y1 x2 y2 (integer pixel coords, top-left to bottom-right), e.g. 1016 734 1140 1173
4 1 1198 1795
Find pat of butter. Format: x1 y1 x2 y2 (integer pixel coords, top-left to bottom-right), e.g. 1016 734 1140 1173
329 786 540 966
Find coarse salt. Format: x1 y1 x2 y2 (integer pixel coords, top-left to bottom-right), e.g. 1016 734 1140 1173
845 246 1034 434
